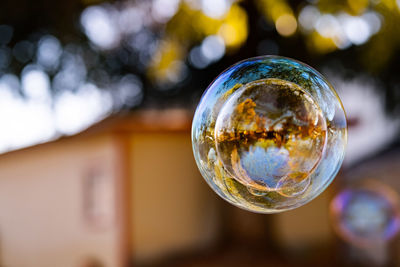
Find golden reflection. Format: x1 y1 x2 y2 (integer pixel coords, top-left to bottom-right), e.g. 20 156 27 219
214 78 327 196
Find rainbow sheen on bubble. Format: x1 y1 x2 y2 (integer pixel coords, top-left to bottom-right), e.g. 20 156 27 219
192 56 347 213
330 183 400 246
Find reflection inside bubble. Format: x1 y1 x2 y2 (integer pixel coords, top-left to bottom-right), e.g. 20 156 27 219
215 78 327 197
192 56 347 213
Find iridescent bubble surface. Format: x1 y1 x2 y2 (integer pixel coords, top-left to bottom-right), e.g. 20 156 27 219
330 183 400 246
192 56 347 213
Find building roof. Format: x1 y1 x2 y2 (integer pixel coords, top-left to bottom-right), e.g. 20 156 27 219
0 109 193 158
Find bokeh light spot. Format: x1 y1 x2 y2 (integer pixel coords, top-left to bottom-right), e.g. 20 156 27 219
21 65 51 103
201 35 225 62
343 16 370 45
37 35 62 70
81 6 120 50
201 0 229 19
275 14 297 36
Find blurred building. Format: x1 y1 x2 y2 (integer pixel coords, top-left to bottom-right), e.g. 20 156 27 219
0 109 344 267
0 109 219 267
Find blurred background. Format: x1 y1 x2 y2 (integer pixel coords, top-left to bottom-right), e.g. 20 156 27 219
1 0 400 266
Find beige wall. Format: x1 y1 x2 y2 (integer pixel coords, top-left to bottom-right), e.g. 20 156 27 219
272 189 334 249
130 132 219 263
129 130 333 261
0 130 221 266
0 135 121 267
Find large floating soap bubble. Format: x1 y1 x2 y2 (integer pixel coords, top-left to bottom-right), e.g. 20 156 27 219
192 56 347 213
330 182 400 246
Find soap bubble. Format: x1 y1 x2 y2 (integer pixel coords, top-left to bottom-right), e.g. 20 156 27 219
192 56 347 213
330 182 400 246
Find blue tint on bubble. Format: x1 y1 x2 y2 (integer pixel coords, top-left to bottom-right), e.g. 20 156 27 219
192 56 347 213
331 187 400 245
241 146 289 188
